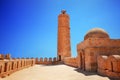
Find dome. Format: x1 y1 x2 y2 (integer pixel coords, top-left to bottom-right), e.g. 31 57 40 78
84 28 109 40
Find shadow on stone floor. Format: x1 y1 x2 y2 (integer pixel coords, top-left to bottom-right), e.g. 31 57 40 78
74 68 120 80
37 63 64 66
108 77 120 80
74 68 98 76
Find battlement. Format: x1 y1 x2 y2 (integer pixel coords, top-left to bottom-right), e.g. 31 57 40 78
97 55 120 78
0 53 63 78
35 57 59 65
0 54 11 60
0 54 35 78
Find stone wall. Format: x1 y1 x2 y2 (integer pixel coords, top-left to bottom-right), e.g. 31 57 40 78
97 55 120 78
0 58 35 78
64 57 78 67
77 38 120 72
84 48 97 72
84 47 120 72
35 57 59 65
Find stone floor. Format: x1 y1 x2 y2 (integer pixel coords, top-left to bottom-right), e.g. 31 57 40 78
0 64 110 80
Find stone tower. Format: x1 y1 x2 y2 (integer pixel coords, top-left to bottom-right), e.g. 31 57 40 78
57 10 71 61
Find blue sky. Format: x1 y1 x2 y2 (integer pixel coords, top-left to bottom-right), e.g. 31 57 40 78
0 0 120 58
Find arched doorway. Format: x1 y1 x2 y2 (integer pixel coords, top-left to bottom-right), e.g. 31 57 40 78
81 49 85 71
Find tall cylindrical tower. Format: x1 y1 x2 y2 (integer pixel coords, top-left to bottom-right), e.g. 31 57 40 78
57 10 71 61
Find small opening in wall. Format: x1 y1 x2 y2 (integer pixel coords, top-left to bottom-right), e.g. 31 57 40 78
4 63 7 72
59 55 61 61
0 66 2 73
111 62 113 72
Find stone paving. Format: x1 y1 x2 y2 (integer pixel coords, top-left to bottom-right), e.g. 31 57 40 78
0 65 110 80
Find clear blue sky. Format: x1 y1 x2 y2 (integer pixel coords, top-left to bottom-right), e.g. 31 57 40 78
0 0 120 58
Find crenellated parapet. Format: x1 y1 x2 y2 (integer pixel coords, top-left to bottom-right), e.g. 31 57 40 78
35 57 58 65
97 55 120 78
0 54 4 60
0 54 35 78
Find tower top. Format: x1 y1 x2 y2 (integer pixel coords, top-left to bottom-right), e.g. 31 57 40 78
61 10 66 14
